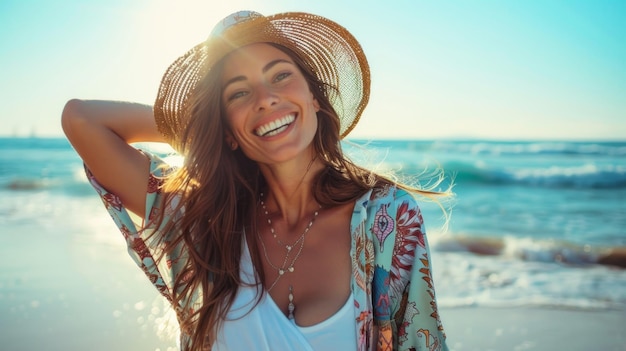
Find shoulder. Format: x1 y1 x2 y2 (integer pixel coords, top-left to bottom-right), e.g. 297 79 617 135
139 149 178 178
363 184 423 251
367 183 420 212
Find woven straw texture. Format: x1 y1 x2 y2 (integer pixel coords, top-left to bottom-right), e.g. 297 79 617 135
154 12 370 152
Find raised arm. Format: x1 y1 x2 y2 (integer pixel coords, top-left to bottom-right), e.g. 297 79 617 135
61 99 166 217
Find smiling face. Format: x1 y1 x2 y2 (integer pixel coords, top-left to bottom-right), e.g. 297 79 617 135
220 43 320 165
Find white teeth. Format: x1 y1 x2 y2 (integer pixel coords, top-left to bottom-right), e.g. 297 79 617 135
255 114 296 137
264 125 288 137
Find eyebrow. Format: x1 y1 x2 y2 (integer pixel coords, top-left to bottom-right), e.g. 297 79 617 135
222 59 293 91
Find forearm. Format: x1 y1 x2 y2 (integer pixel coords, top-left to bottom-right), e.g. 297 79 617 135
61 99 163 216
61 99 164 144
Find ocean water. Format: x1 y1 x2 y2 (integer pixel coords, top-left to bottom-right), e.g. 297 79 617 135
1 137 625 348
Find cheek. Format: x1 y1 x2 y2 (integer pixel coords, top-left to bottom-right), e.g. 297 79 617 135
224 107 245 131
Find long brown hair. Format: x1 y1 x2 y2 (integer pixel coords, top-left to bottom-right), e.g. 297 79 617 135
152 43 448 350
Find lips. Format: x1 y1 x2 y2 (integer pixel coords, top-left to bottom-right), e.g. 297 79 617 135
254 113 296 137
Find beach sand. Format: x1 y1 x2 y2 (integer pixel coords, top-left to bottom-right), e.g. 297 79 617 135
4 300 625 351
440 306 626 351
2 212 624 351
4 262 625 351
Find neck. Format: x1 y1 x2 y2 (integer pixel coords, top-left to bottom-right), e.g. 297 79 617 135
259 155 323 229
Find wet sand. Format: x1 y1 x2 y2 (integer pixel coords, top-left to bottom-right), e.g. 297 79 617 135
441 306 626 351
2 218 624 351
4 278 625 351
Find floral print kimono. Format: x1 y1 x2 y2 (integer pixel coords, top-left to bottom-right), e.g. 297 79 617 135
87 152 448 351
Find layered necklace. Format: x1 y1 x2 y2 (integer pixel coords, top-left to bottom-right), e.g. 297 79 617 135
257 192 321 319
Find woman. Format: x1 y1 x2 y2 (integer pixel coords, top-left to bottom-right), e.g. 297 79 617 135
62 11 450 351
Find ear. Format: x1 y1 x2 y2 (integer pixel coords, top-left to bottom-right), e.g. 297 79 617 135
312 96 320 112
224 133 238 150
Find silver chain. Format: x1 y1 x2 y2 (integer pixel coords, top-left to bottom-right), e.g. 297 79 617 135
257 193 320 292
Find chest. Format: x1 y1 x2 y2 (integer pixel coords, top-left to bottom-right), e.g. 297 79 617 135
254 202 354 327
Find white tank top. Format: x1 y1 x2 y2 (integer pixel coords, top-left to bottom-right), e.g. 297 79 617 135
291 292 357 351
212 239 357 351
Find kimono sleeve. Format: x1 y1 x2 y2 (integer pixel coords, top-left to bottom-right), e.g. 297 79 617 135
84 151 180 304
368 186 448 351
392 189 448 351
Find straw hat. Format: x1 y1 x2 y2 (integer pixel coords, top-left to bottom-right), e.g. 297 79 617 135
154 11 370 152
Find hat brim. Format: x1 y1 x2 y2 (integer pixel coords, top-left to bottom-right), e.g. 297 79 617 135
154 12 370 152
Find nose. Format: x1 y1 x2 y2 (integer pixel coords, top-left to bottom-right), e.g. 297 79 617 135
253 83 279 111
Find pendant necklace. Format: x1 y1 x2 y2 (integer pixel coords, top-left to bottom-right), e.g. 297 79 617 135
288 285 295 320
257 193 321 319
260 195 315 253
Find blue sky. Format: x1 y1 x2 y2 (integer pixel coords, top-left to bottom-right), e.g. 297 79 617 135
1 0 624 140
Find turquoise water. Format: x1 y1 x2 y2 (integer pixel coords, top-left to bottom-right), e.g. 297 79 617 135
1 137 625 334
347 139 626 247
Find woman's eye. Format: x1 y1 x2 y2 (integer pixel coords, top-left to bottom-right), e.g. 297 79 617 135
228 91 248 101
274 72 292 82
